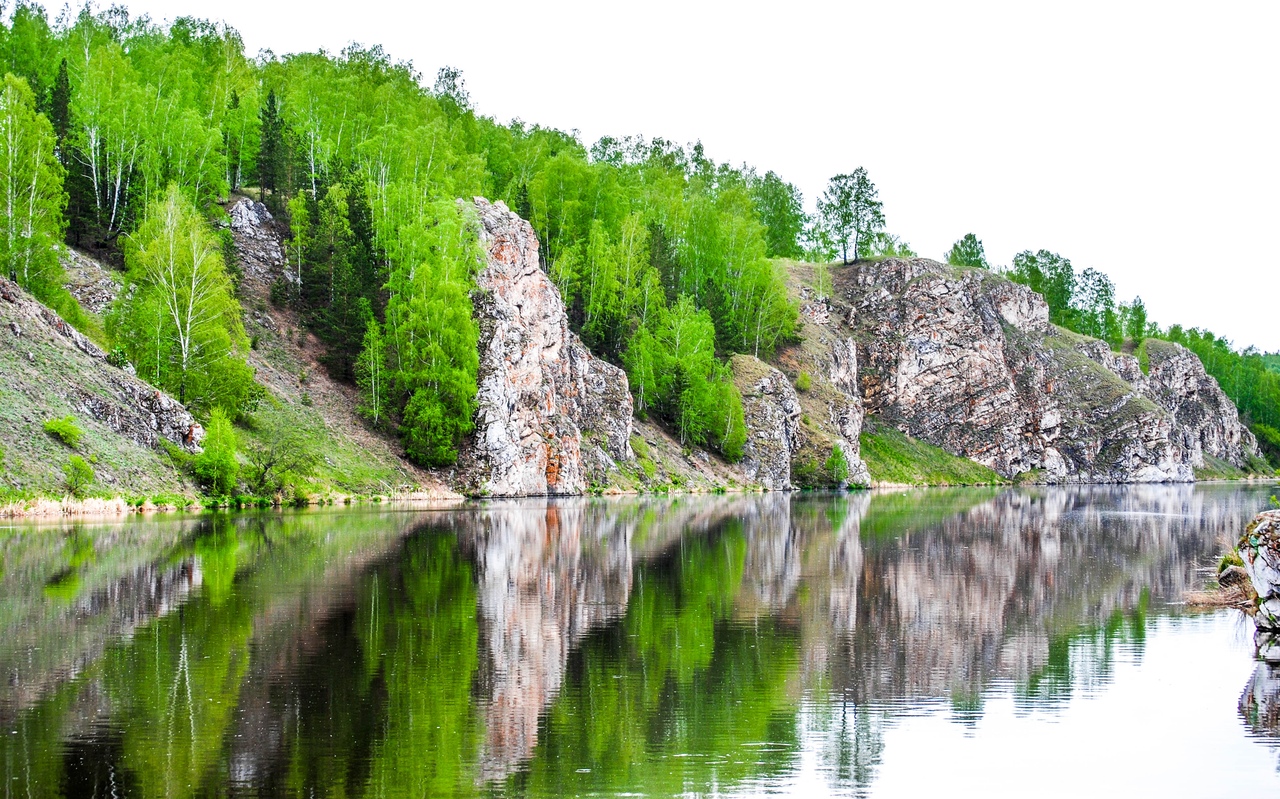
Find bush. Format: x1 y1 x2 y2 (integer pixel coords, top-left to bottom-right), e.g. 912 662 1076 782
194 408 239 495
62 455 93 496
44 416 83 448
795 371 812 392
106 347 129 368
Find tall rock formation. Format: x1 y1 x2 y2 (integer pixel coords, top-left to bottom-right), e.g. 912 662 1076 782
463 198 634 496
839 258 1194 482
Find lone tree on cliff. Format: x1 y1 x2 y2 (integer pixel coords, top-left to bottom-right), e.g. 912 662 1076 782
816 168 884 264
946 233 989 269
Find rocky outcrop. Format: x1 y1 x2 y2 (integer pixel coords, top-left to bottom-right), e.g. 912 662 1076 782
838 258 1192 483
463 198 633 496
773 278 872 488
1140 340 1261 468
732 356 802 490
1241 510 1280 630
0 276 203 453
227 198 289 289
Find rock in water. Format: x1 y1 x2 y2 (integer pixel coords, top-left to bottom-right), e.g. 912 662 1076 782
1241 510 1280 630
463 198 633 496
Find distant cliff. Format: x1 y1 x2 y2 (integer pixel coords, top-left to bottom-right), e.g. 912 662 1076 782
833 257 1260 483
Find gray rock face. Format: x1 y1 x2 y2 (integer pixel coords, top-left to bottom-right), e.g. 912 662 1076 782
840 258 1192 483
1242 510 1280 631
463 198 633 496
0 276 203 452
1140 339 1260 469
227 198 289 289
733 356 802 490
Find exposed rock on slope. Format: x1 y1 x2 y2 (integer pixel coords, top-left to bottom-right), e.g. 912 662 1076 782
0 276 202 495
837 258 1193 483
1242 510 1280 632
1138 340 1260 468
462 198 634 496
1 277 202 453
732 356 802 490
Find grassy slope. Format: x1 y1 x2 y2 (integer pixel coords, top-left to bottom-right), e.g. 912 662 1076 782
859 418 1006 486
0 282 193 503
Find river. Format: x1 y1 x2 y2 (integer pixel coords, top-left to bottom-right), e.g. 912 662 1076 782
1 484 1277 796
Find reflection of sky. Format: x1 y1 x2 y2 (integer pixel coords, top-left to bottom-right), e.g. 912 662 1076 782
768 615 1279 797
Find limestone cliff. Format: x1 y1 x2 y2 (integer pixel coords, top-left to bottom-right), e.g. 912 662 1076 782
462 198 634 496
835 258 1205 483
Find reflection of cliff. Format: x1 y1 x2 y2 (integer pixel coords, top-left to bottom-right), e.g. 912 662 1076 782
466 502 634 780
812 486 1263 705
464 494 782 782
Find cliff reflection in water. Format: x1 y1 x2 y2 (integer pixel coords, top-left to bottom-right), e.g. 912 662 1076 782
0 485 1272 797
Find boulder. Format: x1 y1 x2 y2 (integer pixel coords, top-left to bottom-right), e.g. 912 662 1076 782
462 198 633 496
1241 510 1280 630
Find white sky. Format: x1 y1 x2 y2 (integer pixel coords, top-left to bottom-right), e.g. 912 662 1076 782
80 0 1280 352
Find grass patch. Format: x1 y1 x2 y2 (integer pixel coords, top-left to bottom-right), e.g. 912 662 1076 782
1195 454 1248 481
859 419 1005 485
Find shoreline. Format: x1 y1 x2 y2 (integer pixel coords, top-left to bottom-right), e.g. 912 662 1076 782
4 476 1275 520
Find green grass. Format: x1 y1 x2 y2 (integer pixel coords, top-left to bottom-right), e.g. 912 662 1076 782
859 419 1006 485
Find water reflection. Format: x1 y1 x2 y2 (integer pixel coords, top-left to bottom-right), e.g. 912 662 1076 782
0 485 1276 796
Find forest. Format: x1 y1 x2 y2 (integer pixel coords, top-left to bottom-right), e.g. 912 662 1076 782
0 2 1274 491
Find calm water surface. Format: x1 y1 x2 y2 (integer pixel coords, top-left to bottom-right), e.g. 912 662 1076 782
2 485 1279 797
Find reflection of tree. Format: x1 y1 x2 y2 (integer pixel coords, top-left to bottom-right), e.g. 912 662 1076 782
514 520 802 796
360 530 481 797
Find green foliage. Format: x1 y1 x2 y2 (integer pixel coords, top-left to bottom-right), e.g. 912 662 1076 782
1008 249 1076 327
748 169 806 259
61 454 92 496
43 415 82 448
108 185 256 413
946 233 988 269
0 72 66 299
354 309 388 427
193 408 238 495
242 412 318 494
625 297 745 460
795 371 811 392
816 167 884 264
826 444 850 485
382 200 482 466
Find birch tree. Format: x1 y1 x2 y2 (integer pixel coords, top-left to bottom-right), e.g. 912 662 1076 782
0 73 66 297
109 185 253 411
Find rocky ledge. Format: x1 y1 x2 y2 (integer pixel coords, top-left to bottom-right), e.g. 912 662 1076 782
460 198 634 496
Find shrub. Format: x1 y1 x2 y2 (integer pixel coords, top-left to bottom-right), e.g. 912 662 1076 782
44 416 83 448
106 347 129 368
62 456 93 496
795 371 812 392
193 408 239 495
